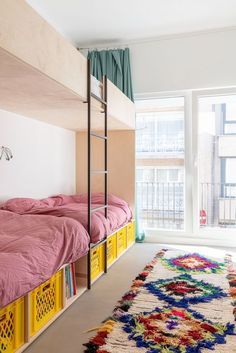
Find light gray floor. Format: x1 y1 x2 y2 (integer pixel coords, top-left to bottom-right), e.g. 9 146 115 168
24 243 236 353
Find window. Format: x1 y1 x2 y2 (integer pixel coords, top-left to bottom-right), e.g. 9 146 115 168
198 94 236 228
136 90 236 239
136 97 185 230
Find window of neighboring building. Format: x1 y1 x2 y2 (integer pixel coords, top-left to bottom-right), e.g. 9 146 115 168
222 103 236 135
221 158 236 197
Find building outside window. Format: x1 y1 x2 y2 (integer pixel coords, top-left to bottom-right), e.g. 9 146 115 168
198 95 236 228
136 97 185 230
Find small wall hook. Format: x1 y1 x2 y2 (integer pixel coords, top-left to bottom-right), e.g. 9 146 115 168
0 146 13 161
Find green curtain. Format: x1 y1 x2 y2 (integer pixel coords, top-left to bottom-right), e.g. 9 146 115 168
88 48 134 102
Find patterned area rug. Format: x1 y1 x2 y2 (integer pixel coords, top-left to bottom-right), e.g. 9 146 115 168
84 250 236 353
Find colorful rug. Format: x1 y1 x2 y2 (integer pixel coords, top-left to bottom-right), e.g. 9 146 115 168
84 250 236 353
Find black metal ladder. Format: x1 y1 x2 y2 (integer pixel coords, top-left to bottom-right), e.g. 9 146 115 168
87 60 108 289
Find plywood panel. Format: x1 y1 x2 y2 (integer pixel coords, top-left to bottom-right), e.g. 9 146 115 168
76 131 135 212
0 0 87 99
107 81 135 130
0 48 86 130
76 132 89 194
0 49 134 131
108 131 135 210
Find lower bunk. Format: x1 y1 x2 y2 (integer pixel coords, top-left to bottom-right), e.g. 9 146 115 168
0 220 135 353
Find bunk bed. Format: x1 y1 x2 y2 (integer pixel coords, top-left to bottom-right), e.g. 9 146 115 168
0 1 135 352
0 0 135 131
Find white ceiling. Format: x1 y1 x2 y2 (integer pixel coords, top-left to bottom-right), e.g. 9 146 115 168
27 0 236 48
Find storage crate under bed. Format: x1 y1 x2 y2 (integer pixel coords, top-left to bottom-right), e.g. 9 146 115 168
0 298 25 353
30 270 63 337
91 221 135 282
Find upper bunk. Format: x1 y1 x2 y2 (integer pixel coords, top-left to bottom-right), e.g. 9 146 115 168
0 0 135 131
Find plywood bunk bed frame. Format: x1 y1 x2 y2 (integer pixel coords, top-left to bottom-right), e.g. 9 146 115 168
0 1 135 352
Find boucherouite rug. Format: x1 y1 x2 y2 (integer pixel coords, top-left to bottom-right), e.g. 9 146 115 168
84 249 236 353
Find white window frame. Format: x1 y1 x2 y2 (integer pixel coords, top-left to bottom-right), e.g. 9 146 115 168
192 88 236 247
135 91 193 243
136 88 236 247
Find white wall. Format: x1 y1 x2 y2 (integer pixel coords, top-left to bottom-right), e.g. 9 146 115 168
130 29 236 94
81 28 236 94
0 110 75 201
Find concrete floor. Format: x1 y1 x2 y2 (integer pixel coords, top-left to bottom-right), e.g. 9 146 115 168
24 243 236 353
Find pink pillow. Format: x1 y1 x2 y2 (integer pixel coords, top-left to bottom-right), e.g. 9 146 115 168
1 198 41 214
39 194 74 207
48 194 74 206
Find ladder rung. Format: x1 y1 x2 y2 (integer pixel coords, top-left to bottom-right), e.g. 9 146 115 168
91 132 107 140
91 205 108 212
91 93 107 105
91 170 108 174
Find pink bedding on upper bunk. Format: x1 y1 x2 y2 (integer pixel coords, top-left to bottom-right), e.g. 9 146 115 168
1 193 133 243
0 210 89 308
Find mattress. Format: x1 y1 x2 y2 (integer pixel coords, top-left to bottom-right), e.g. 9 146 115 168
0 210 89 308
1 193 133 244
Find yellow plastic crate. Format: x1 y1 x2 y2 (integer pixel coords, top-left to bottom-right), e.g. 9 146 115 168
127 221 135 246
107 233 117 267
117 227 127 256
30 270 63 337
91 244 105 281
0 297 24 353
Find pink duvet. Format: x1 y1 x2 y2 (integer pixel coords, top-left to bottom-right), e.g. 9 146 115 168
1 193 133 243
0 210 89 308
